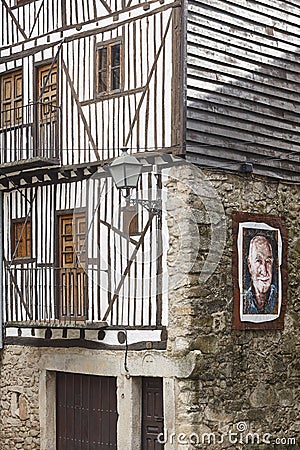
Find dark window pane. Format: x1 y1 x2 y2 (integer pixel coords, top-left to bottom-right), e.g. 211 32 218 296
98 71 108 92
111 44 120 68
99 48 107 71
111 68 120 91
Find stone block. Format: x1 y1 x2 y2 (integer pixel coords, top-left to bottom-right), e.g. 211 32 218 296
277 389 295 407
19 395 29 421
249 384 277 408
190 335 218 354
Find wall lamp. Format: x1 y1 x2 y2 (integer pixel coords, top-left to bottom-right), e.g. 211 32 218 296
106 148 161 215
107 148 142 192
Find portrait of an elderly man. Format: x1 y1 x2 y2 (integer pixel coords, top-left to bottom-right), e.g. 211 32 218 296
243 235 277 314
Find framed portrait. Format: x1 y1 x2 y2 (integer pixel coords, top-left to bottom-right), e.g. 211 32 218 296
232 212 288 330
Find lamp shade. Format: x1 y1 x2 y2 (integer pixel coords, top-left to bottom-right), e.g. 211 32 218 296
108 149 142 189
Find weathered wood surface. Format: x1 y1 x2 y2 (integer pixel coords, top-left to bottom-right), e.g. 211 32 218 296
186 0 300 178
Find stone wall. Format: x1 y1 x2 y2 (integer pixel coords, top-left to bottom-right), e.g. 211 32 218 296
0 346 41 450
166 166 300 449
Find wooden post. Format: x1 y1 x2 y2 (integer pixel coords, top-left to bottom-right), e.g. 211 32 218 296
0 191 3 348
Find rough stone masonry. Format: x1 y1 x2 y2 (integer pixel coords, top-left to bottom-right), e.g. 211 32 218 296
166 166 299 449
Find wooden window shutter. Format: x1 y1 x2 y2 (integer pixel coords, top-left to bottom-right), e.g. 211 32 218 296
12 220 31 259
123 205 139 236
1 70 23 127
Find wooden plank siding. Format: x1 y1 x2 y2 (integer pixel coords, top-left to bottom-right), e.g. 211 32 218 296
185 0 300 179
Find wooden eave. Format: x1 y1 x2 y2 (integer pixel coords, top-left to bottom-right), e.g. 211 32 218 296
0 151 185 191
0 156 60 173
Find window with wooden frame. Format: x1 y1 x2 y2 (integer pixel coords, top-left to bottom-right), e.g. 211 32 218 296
96 41 122 95
12 219 31 259
0 70 23 128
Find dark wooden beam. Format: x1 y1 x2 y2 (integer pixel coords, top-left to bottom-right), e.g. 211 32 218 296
4 336 167 350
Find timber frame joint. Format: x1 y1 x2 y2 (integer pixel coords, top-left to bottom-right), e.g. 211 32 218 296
130 198 162 218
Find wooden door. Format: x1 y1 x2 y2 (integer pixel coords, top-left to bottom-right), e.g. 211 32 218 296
59 214 87 320
1 70 22 127
37 64 58 157
142 378 164 450
56 372 118 450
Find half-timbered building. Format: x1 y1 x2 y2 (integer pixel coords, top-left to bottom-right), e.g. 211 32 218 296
0 0 299 449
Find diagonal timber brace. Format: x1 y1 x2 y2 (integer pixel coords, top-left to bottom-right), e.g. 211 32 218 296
102 213 155 321
4 258 33 321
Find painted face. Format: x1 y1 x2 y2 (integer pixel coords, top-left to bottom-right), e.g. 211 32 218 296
248 236 273 296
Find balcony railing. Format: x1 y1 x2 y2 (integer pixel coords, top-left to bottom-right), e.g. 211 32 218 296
0 102 61 165
4 266 87 324
4 265 163 328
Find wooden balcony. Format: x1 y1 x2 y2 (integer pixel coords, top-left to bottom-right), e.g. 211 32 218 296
0 102 61 171
4 265 163 330
5 266 88 325
3 263 166 349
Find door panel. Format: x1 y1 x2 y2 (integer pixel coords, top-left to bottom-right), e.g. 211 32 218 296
142 378 164 450
59 214 87 320
38 64 57 119
56 373 118 450
37 63 58 157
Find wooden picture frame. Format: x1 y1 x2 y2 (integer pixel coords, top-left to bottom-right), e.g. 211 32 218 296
232 211 288 330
